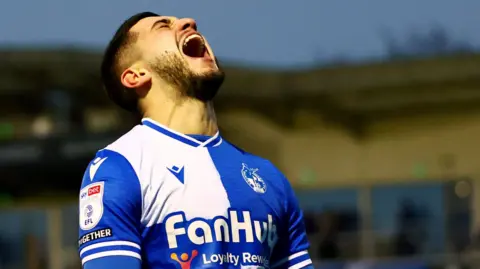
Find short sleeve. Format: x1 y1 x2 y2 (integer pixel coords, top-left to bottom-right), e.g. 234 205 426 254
270 174 312 269
78 149 142 266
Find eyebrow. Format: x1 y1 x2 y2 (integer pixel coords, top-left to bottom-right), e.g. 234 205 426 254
151 18 171 30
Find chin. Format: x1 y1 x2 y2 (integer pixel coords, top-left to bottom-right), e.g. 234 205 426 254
188 58 220 74
189 68 225 102
194 65 222 77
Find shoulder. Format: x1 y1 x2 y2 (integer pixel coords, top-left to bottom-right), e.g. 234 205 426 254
79 149 143 230
104 125 146 170
224 140 288 180
82 150 136 183
81 125 148 188
93 124 159 181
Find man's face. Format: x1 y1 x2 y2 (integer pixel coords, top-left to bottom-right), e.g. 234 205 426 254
127 16 224 100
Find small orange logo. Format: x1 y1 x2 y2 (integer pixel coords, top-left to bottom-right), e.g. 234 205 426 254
171 250 198 269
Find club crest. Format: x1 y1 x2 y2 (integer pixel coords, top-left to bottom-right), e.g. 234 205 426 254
241 163 267 194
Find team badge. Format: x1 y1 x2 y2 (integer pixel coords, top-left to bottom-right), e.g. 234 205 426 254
79 182 104 230
241 163 267 194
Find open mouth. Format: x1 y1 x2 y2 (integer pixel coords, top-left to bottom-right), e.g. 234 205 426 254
182 34 206 58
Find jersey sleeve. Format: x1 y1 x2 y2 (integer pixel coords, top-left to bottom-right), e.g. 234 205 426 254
78 149 142 268
270 173 312 269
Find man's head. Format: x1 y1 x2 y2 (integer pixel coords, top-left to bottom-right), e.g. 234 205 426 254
101 12 225 112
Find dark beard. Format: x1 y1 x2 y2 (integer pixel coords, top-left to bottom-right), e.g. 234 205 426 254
150 52 225 101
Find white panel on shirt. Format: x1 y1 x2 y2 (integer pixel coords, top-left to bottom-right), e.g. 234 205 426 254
105 124 231 227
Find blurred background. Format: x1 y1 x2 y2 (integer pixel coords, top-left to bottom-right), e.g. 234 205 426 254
0 0 480 269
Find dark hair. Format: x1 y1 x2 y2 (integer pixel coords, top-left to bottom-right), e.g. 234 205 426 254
101 12 159 112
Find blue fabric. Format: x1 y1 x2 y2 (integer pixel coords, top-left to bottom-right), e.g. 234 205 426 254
83 255 141 269
77 120 312 268
78 150 142 266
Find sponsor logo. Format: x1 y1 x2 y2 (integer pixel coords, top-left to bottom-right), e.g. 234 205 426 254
171 250 198 269
241 163 267 194
79 182 104 230
88 185 101 196
78 228 112 247
202 252 268 267
165 210 277 251
165 210 276 267
167 165 185 184
170 249 268 268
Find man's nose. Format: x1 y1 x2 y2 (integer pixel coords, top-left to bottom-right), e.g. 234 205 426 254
176 17 197 32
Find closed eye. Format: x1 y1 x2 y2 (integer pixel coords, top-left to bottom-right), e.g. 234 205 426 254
151 19 171 30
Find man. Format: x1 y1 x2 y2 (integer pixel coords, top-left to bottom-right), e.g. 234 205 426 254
78 12 313 269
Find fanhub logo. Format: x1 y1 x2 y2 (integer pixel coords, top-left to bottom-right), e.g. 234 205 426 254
171 250 198 269
165 210 278 251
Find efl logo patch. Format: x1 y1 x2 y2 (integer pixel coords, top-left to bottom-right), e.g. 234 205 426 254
79 182 104 230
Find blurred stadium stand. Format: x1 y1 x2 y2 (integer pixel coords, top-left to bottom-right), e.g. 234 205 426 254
1 49 480 269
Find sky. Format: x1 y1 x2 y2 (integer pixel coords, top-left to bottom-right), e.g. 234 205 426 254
0 0 479 68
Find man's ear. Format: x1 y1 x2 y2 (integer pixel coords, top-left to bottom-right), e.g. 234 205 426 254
120 66 152 89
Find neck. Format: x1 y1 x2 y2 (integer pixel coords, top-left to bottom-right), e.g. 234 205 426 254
142 95 218 136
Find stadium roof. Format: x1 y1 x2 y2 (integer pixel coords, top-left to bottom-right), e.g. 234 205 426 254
1 49 478 93
1 49 479 125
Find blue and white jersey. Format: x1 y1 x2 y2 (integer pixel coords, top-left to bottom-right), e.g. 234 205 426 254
78 118 312 269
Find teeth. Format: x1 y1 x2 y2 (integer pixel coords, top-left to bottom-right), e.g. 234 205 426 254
183 34 204 47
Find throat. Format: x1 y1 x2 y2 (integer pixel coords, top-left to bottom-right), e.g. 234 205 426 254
142 99 218 136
